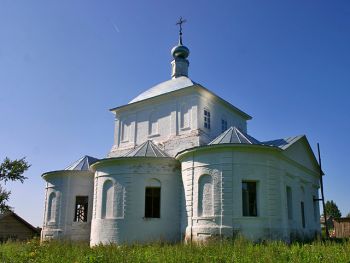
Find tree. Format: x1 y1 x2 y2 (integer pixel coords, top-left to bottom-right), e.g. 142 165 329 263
324 200 342 219
346 212 350 218
0 157 30 213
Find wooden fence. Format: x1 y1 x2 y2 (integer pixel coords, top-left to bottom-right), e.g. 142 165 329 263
333 218 350 238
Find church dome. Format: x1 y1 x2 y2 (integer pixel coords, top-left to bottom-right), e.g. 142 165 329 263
129 76 195 104
171 44 190 59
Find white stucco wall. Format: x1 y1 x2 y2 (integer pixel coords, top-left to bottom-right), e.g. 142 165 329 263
41 171 94 242
177 145 321 243
90 157 181 246
109 87 249 157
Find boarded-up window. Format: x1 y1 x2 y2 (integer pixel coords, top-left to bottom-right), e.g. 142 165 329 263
145 187 160 218
242 181 257 217
180 104 190 129
115 183 125 218
149 112 158 135
198 175 213 217
121 120 129 142
286 186 293 220
47 192 56 223
74 196 88 222
102 180 113 219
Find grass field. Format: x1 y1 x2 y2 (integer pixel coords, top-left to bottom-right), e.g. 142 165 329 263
0 237 350 263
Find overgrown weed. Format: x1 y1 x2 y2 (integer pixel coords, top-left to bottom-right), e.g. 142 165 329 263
0 237 349 263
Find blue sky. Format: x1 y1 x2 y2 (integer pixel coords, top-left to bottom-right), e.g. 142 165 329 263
1 1 349 226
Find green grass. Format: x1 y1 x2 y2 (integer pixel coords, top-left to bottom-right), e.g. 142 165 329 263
0 237 350 263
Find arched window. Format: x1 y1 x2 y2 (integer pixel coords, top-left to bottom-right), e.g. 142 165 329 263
102 180 114 219
149 112 158 135
47 192 56 223
180 103 190 129
198 175 213 217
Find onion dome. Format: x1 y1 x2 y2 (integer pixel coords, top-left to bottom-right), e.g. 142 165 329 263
171 44 190 59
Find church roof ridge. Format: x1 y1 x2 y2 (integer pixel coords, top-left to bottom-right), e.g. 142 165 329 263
128 76 196 104
122 140 169 157
64 155 99 171
209 126 261 145
262 135 304 150
110 79 252 120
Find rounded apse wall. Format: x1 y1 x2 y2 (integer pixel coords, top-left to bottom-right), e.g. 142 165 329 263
90 157 181 246
41 171 94 242
177 144 320 242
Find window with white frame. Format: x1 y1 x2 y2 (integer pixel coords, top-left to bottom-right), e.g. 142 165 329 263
204 109 211 129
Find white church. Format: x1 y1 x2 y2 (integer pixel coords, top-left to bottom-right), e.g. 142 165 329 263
41 23 321 245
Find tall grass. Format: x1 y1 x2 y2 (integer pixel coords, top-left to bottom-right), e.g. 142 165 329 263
0 237 349 263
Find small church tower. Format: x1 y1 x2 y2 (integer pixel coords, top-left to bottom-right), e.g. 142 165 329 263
171 17 190 78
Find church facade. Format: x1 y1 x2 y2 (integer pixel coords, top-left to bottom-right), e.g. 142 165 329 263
41 29 321 245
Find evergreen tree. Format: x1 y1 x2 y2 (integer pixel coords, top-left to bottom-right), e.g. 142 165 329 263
324 200 342 219
0 157 30 213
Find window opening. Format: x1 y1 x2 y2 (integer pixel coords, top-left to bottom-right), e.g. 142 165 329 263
286 186 293 220
204 109 211 129
74 196 88 222
242 181 257 216
301 201 306 228
221 119 227 132
313 195 318 222
145 187 160 218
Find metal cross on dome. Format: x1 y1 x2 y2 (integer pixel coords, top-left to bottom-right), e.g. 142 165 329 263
176 17 186 45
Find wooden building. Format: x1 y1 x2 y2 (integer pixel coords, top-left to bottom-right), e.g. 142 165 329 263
0 211 40 242
334 218 350 238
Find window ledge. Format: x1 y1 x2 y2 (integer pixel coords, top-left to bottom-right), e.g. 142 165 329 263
193 216 216 220
180 126 191 131
72 221 88 224
148 133 160 138
143 217 161 220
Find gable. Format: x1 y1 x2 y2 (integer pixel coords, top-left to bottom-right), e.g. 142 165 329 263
282 136 320 174
0 212 39 240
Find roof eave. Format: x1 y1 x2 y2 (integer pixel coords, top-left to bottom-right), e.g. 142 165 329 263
90 156 177 171
109 84 252 120
41 170 93 178
175 143 280 159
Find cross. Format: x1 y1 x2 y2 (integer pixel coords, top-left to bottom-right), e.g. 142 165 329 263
176 17 186 34
176 17 186 44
